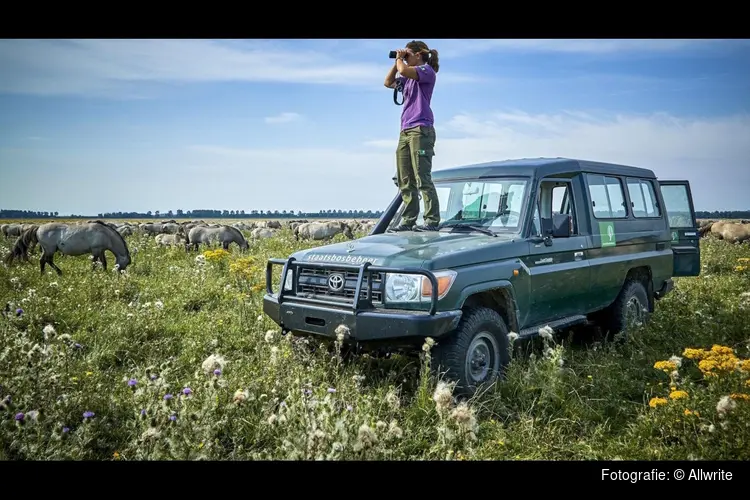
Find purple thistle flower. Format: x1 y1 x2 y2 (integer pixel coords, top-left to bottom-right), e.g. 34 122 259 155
169 414 177 421
83 411 95 419
128 378 137 387
327 388 336 393
140 409 146 416
303 389 312 395
15 308 23 316
150 374 157 380
182 387 192 396
62 426 70 433
163 393 172 400
14 412 24 421
213 369 221 376
346 405 353 412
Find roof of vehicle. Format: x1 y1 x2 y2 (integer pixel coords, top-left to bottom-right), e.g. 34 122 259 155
431 157 657 181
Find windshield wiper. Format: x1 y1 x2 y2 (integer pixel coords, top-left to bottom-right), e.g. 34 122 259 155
441 223 497 237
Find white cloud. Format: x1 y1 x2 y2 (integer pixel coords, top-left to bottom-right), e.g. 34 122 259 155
0 39 485 97
435 39 750 58
363 110 750 210
264 112 303 124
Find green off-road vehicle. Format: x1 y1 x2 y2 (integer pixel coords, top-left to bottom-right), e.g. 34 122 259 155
263 158 700 394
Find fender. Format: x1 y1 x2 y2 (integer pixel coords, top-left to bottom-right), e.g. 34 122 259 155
455 279 521 333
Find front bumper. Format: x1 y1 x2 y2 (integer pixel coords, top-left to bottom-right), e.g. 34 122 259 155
263 294 462 341
263 257 462 342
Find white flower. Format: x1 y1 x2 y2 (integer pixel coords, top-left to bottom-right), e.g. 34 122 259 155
201 354 227 374
265 330 276 343
507 332 519 342
716 395 736 417
538 325 554 341
669 355 683 368
43 324 56 340
432 381 454 414
154 300 163 309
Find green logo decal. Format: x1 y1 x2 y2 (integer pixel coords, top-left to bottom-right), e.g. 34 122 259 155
599 221 616 247
671 231 679 242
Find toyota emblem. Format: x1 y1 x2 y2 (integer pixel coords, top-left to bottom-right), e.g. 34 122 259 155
328 273 345 291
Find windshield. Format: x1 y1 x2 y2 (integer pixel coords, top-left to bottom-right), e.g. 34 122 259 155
398 177 529 232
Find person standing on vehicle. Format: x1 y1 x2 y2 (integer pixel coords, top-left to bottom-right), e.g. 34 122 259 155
384 40 441 231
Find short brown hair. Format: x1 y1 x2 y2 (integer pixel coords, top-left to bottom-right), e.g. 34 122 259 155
406 40 439 73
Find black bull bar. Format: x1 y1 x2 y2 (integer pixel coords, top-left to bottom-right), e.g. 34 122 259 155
265 257 440 315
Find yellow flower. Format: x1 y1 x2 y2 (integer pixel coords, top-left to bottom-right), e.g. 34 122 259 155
736 265 747 272
739 258 750 263
682 348 707 360
653 360 677 373
739 359 750 373
649 397 668 408
729 393 750 401
746 379 750 388
669 390 689 400
684 409 700 417
113 451 120 460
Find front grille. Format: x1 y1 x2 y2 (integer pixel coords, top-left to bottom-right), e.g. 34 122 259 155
296 267 383 304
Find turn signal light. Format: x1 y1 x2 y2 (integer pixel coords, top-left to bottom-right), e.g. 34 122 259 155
421 273 456 298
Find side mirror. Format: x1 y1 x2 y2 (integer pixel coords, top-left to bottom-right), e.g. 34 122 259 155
551 214 571 238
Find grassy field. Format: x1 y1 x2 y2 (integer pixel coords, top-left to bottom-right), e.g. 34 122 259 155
0 227 749 460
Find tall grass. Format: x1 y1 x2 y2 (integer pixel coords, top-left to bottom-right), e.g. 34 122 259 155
0 231 748 460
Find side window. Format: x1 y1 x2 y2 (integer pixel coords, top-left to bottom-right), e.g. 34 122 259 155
536 180 577 235
626 178 661 218
587 174 628 218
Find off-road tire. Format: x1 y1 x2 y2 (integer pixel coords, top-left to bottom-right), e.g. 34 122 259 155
432 306 510 397
599 279 651 339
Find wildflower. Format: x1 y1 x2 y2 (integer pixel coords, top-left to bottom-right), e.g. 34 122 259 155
738 359 750 372
62 426 69 433
669 390 689 400
729 393 750 401
716 396 736 417
182 387 192 396
265 330 275 343
335 324 351 342
385 389 400 410
649 397 667 408
154 300 164 309
451 402 478 434
233 389 249 404
43 324 56 340
164 394 173 400
682 348 707 360
346 405 353 412
14 412 24 421
140 409 146 416
654 360 677 373
27 410 39 422
669 355 683 368
539 325 554 341
15 308 23 316
684 409 700 417
354 424 377 450
169 414 177 422
213 369 222 376
201 354 227 375
83 411 95 419
433 381 453 414
507 332 519 342
327 388 336 393
387 420 403 439
127 378 137 387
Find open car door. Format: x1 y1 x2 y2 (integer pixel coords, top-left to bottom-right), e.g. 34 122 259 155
658 180 700 276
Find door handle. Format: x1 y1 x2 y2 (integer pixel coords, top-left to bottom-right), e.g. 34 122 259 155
574 251 583 260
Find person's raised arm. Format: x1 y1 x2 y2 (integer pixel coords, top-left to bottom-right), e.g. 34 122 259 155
384 61 399 89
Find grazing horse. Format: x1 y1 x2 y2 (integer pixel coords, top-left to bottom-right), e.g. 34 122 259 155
4 221 132 275
186 225 249 252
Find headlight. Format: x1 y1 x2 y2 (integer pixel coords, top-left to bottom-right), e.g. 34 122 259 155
384 270 456 303
280 267 293 291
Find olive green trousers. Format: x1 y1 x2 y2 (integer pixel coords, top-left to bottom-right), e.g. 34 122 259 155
395 125 440 226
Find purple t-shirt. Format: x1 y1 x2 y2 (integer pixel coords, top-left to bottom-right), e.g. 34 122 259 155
397 63 436 131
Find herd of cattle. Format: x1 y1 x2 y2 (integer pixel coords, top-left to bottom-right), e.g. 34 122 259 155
0 218 379 249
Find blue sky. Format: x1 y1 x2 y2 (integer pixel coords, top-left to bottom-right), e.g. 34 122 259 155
0 38 749 215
